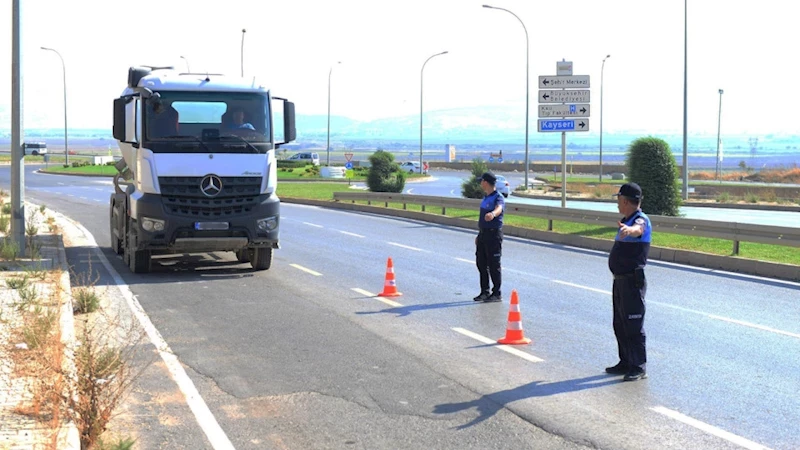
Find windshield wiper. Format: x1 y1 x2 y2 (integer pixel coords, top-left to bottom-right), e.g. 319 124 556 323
218 134 262 154
157 135 214 153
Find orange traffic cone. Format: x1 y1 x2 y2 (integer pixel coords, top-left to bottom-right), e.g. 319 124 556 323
379 257 403 297
497 290 531 345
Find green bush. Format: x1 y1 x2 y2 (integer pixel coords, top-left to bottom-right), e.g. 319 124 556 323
461 158 489 199
366 150 406 193
626 136 681 216
277 160 308 169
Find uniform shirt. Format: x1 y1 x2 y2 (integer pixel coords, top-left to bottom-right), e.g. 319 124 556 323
478 190 504 229
608 210 651 274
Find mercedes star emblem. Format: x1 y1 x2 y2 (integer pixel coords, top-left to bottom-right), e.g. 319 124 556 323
200 174 223 197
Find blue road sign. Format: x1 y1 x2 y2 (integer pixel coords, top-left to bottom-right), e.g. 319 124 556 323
537 118 590 133
488 157 494 163
345 161 353 169
498 157 503 163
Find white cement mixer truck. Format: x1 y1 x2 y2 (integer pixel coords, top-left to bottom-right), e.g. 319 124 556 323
110 66 296 273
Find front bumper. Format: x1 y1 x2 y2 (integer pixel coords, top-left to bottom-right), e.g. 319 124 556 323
130 193 280 253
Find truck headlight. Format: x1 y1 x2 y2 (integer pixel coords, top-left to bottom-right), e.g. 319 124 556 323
141 217 165 232
257 216 278 232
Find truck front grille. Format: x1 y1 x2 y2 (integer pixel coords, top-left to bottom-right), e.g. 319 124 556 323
158 176 263 218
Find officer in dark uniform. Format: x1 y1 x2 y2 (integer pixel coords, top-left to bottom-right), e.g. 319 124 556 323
474 172 505 303
605 182 652 381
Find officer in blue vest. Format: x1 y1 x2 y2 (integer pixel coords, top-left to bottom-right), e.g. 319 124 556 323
606 182 652 381
473 172 505 303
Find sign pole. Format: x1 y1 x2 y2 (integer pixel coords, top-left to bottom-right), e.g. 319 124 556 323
561 131 567 208
11 0 26 256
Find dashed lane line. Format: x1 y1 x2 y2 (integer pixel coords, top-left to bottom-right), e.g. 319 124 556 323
451 327 544 363
290 263 322 276
387 242 425 252
651 406 772 450
351 288 403 308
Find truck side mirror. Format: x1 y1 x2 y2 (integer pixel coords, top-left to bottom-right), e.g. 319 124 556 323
113 98 127 141
283 100 296 143
113 97 139 144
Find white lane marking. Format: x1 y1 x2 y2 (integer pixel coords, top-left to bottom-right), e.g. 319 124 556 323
651 406 772 450
60 216 236 450
406 188 414 194
351 288 403 308
455 257 473 264
452 327 544 363
338 231 365 238
387 242 425 252
93 199 104 203
450 189 457 195
552 279 800 339
80 197 89 200
708 315 800 340
303 222 323 228
551 280 611 295
57 182 65 185
290 263 322 276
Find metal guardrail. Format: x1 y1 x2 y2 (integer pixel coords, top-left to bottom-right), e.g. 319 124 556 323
332 192 800 254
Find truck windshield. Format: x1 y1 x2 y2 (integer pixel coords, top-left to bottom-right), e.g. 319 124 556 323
143 91 272 153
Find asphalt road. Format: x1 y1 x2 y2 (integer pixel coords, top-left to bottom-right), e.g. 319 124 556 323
2 165 799 449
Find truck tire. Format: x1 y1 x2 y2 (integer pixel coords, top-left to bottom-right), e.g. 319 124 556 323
250 247 273 271
126 220 151 273
235 249 250 263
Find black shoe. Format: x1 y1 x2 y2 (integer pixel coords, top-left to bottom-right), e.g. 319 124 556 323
483 294 502 303
473 293 490 301
623 368 647 381
605 362 629 375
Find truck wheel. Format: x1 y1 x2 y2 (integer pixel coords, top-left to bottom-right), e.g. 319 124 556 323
126 223 151 273
250 247 273 271
235 249 250 263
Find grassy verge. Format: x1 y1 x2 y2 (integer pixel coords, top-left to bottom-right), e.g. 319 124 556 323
41 164 118 176
280 182 800 266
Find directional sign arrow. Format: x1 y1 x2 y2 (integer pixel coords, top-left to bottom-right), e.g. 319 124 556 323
537 118 590 132
538 89 591 104
538 104 591 118
538 75 590 89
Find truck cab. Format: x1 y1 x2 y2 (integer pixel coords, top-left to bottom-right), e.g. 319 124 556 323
110 66 296 273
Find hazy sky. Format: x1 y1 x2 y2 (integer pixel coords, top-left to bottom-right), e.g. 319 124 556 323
1 0 798 135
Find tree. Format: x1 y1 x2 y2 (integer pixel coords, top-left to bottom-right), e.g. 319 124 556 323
626 136 681 216
461 158 489 199
366 150 406 193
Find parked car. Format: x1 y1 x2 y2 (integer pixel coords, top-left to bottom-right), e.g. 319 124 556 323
399 161 427 174
495 175 510 198
288 152 320 166
22 142 48 156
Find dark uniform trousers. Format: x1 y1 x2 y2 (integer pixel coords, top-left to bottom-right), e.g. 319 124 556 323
476 228 502 296
612 272 647 370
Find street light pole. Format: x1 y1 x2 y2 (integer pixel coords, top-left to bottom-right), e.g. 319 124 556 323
327 61 341 166
420 51 448 174
241 28 246 77
180 55 190 72
716 88 724 181
483 4 529 188
682 0 689 200
599 54 610 183
41 46 69 165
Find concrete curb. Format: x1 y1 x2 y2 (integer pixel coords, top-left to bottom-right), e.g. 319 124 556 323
282 197 800 282
32 204 81 450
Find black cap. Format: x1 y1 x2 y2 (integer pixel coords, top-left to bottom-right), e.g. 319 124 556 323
613 182 642 200
480 172 497 185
